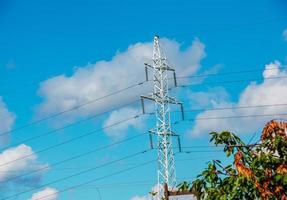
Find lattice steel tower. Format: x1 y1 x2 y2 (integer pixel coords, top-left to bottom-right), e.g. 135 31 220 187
141 35 183 198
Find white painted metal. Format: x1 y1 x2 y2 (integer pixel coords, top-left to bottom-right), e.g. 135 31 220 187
152 36 177 198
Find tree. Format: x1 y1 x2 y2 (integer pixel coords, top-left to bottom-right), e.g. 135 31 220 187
180 120 287 200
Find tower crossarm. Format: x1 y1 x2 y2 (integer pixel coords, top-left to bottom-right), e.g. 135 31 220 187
145 62 175 71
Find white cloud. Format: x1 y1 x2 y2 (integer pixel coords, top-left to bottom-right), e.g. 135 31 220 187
263 61 281 78
103 107 144 138
131 196 149 200
0 144 48 186
188 87 229 109
36 38 206 127
191 60 287 136
29 188 58 200
0 97 15 145
283 28 287 41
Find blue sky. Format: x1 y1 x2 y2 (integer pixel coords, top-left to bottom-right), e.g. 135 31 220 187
0 0 287 199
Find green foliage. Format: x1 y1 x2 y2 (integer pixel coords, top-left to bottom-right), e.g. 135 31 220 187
177 181 191 191
178 121 287 199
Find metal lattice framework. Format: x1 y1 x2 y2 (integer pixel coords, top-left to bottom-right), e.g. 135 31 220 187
141 36 183 198
152 36 176 193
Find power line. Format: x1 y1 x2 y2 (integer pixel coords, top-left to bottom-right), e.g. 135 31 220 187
0 145 225 174
1 64 285 99
3 154 220 199
180 150 223 153
180 146 223 149
176 155 226 162
6 103 279 183
191 112 287 121
2 149 227 200
3 81 285 150
1 70 285 139
0 113 152 170
178 75 287 88
173 112 287 124
0 132 149 184
1 149 153 200
3 13 286 90
176 65 287 80
1 44 279 96
1 78 284 157
0 99 140 152
33 159 156 200
171 103 287 114
0 175 202 192
0 81 147 138
2 43 286 199
3 78 280 146
0 176 199 191
1 180 156 192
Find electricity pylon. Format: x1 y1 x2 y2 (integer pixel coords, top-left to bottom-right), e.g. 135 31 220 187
141 35 184 198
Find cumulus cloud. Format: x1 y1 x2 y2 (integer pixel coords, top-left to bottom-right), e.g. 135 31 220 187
36 38 206 126
190 60 287 136
283 28 287 41
0 144 48 186
131 196 149 200
188 87 229 109
103 107 144 138
0 97 15 145
29 187 58 200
